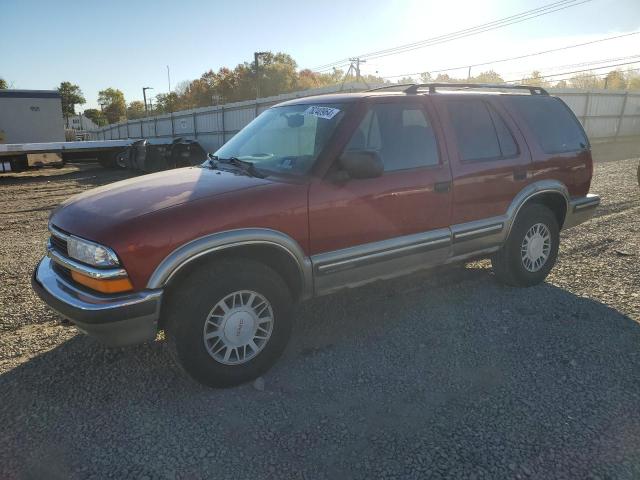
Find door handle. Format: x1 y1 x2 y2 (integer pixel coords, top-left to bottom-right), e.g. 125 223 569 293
513 170 527 181
434 181 451 193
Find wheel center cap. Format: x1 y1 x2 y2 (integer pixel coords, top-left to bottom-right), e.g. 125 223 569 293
528 235 543 258
223 310 256 347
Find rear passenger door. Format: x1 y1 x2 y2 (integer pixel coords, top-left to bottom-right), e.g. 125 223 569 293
434 96 532 229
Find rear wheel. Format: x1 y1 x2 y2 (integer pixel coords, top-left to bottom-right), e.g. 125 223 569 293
491 204 559 287
165 258 293 388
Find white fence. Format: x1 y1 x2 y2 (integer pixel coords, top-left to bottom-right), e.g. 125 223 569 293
90 85 640 152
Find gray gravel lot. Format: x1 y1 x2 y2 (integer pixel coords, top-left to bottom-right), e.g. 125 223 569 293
1 155 639 479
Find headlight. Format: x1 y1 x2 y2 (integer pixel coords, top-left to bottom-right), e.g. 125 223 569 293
67 236 120 267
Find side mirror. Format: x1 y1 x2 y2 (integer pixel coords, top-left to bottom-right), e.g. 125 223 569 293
338 150 383 180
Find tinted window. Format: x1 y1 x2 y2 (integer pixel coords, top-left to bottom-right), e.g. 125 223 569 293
509 96 587 154
447 100 502 161
489 106 518 157
345 103 439 171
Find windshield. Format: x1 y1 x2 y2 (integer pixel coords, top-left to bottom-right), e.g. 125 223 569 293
213 103 347 176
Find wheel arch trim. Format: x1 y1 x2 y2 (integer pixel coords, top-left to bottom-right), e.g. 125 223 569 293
146 228 313 298
505 180 569 237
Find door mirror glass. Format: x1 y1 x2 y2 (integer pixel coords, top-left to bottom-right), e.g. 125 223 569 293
338 150 383 179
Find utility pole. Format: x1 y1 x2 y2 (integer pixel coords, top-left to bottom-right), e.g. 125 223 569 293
254 51 268 100
167 65 174 136
349 57 366 82
467 66 472 80
142 87 153 117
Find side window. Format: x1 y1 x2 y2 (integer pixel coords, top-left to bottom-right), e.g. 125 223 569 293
447 99 502 161
345 103 439 171
509 96 588 154
488 106 519 157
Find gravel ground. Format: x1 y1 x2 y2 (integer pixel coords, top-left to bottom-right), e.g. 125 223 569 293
0 156 639 479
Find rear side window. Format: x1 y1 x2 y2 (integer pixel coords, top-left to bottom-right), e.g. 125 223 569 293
509 96 588 154
446 99 518 161
489 107 518 157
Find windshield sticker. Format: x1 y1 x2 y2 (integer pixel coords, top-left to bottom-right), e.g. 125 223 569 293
303 106 341 120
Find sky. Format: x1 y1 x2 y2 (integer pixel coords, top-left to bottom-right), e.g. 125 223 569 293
1 0 639 109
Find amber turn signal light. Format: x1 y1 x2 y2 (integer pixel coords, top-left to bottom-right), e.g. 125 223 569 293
71 271 134 294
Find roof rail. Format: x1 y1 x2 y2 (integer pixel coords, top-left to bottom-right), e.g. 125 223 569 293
404 83 549 96
366 83 416 92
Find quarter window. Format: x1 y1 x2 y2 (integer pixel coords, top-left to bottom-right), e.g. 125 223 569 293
509 96 588 154
447 99 518 161
345 103 439 171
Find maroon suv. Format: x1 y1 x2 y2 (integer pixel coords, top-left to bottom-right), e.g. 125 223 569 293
33 83 600 387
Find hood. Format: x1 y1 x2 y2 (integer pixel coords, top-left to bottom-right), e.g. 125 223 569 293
50 166 271 238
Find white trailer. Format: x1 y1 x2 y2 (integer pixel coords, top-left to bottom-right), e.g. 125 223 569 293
0 137 204 173
0 90 65 145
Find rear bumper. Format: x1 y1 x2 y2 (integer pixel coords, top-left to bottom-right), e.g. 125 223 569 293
32 257 162 347
563 193 601 229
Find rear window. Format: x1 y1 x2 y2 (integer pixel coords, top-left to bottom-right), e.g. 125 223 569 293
509 96 588 154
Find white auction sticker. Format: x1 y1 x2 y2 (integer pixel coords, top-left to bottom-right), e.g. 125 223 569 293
303 106 341 120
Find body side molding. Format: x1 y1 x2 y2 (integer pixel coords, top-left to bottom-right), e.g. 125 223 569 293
146 228 313 298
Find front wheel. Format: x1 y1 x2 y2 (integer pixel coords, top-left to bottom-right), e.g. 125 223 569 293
491 204 560 287
165 258 293 388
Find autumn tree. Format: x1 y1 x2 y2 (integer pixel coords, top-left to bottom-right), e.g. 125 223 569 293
627 71 640 91
58 82 86 120
419 72 432 83
604 70 626 89
470 70 504 83
127 100 146 119
0 78 7 89
98 88 126 123
569 72 603 89
521 70 548 87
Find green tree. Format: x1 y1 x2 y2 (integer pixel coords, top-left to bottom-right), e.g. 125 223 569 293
83 108 107 126
57 81 86 119
0 78 7 89
98 88 126 123
126 100 146 119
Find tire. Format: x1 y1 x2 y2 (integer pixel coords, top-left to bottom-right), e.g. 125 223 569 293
164 258 293 388
491 204 560 287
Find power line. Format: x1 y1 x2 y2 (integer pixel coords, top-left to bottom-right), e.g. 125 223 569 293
503 59 640 83
498 53 640 78
381 30 640 79
311 0 592 71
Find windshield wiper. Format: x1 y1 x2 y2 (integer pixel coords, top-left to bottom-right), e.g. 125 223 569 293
217 156 265 178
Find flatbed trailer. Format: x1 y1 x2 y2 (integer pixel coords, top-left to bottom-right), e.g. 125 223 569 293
0 138 177 172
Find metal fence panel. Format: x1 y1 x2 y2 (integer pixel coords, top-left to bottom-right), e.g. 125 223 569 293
155 118 172 137
173 114 194 136
91 85 640 146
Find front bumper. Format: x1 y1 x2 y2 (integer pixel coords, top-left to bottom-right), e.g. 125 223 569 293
32 257 162 347
563 193 601 229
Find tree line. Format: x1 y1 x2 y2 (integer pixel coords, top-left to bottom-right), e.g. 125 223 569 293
3 50 639 126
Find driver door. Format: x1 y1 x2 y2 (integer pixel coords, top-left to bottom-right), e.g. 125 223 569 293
308 98 453 295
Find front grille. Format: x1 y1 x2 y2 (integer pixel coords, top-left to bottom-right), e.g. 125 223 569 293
50 234 68 255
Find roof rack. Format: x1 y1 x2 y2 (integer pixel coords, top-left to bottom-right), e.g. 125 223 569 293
366 83 416 92
403 83 549 96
